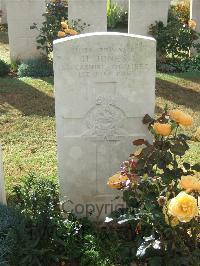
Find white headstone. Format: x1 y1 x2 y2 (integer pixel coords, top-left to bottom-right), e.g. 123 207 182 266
0 0 7 24
129 0 170 36
54 32 156 220
6 0 46 61
0 145 6 205
191 0 200 33
68 0 107 33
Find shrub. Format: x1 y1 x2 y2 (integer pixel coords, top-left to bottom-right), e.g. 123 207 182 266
107 109 200 265
171 55 200 72
150 1 199 71
10 60 20 73
5 174 134 265
17 58 53 77
107 0 126 29
169 0 190 24
0 59 10 77
30 0 68 56
0 204 20 265
149 20 198 61
31 0 88 56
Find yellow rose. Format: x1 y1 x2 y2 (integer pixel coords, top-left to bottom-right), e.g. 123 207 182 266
153 123 172 136
188 19 197 30
57 31 66 38
61 21 69 29
193 127 200 141
169 109 193 127
168 192 199 223
180 174 200 192
107 173 128 189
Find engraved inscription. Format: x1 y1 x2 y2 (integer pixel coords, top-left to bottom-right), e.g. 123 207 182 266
61 43 151 78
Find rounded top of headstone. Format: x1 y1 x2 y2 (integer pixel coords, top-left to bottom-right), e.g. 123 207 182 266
53 32 156 46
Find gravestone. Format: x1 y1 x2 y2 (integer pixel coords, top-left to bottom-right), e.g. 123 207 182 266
68 0 107 33
0 0 7 24
191 0 200 33
0 144 6 204
6 0 46 61
54 32 156 220
129 0 170 36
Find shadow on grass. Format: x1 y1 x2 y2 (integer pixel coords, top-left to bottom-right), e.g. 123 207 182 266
0 77 55 117
156 78 200 112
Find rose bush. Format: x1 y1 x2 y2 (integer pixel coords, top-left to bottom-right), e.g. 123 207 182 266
107 108 200 265
31 0 87 57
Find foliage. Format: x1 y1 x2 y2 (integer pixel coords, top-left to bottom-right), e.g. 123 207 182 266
149 20 198 61
0 204 20 266
30 0 68 56
8 174 81 265
0 23 8 33
17 58 53 77
169 0 190 24
107 0 127 29
10 60 20 73
4 174 133 265
150 1 199 72
107 108 200 265
31 0 87 56
0 59 10 76
170 55 200 72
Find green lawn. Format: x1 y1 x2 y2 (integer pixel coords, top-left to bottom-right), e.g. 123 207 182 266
0 44 199 195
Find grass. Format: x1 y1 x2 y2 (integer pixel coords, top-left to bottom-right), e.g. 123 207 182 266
0 44 199 195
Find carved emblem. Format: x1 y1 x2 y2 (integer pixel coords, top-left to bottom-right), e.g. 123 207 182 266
84 95 126 138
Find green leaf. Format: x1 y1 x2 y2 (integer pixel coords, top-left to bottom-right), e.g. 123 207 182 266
191 163 200 172
170 143 187 156
183 162 191 170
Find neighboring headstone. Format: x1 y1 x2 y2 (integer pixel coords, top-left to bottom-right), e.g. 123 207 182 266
68 0 107 33
0 0 7 24
6 0 46 61
191 0 200 33
129 0 170 36
54 33 156 220
0 145 6 205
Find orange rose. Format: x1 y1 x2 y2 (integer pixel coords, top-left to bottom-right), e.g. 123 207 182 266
169 109 193 127
153 123 172 136
57 31 66 38
107 173 128 189
61 22 69 29
188 19 196 30
68 29 78 36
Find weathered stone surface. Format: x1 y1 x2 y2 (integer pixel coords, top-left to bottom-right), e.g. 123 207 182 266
0 145 6 204
129 0 170 36
54 32 156 220
6 0 46 61
0 0 7 24
68 0 107 33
